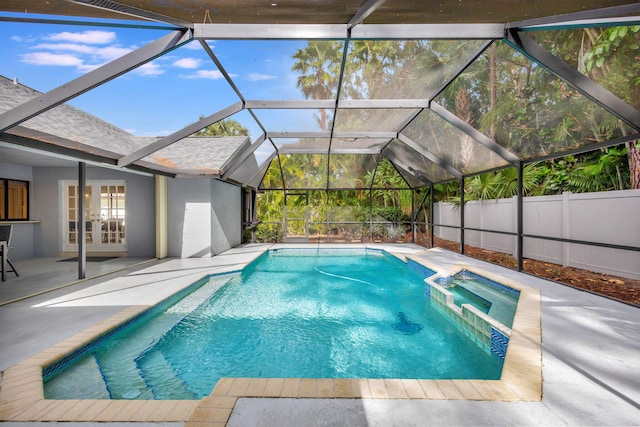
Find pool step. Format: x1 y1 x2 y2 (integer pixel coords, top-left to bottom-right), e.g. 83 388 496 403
44 354 110 399
92 312 187 399
94 348 154 399
136 348 198 399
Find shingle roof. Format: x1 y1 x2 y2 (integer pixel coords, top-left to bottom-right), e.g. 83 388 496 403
0 75 249 177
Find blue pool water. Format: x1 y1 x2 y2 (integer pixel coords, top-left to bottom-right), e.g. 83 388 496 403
44 248 505 400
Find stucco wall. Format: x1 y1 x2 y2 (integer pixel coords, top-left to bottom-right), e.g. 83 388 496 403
29 166 156 258
167 178 213 258
0 162 36 259
3 163 242 260
211 179 241 256
167 178 241 258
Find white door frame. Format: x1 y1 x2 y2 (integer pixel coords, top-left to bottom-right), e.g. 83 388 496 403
61 180 127 253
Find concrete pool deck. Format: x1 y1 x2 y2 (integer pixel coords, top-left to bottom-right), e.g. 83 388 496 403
0 243 638 426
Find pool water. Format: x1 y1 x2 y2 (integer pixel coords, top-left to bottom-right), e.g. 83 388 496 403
44 248 505 400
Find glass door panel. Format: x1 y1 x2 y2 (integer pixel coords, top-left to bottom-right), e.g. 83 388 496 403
62 180 126 252
100 185 126 245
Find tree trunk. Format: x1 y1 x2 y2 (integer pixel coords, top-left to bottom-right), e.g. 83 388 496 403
456 87 473 171
489 43 497 139
628 139 640 189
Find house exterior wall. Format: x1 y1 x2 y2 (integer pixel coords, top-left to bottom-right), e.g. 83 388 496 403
0 162 35 259
0 164 155 260
25 166 156 258
167 178 213 258
2 162 242 260
211 179 241 256
166 178 241 258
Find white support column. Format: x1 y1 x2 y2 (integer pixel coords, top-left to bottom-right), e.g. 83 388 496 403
155 175 168 259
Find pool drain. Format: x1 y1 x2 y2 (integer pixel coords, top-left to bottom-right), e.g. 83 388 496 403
393 312 423 335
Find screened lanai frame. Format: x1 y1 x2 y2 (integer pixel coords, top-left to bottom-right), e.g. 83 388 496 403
0 2 639 270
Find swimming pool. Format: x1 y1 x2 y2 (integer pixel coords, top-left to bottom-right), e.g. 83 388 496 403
43 248 509 400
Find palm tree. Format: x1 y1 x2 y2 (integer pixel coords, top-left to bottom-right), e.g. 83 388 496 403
291 41 342 132
195 118 249 137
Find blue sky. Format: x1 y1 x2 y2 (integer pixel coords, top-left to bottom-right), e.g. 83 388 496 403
0 13 313 140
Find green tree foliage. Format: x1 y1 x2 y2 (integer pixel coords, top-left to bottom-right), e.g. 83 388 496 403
533 26 640 188
255 27 638 241
291 41 342 132
194 117 249 137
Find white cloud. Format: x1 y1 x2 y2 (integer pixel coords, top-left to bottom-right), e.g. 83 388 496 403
135 62 165 76
248 72 277 82
181 69 225 80
45 30 116 45
20 52 85 67
11 35 37 43
182 41 203 50
32 43 95 54
173 57 201 69
15 29 162 77
34 43 132 59
96 46 133 60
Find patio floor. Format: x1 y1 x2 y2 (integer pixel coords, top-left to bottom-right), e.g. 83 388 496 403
0 244 638 426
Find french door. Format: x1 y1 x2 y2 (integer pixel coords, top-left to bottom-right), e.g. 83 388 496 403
62 180 127 252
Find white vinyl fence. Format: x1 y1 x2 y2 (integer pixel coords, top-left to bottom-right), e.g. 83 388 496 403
433 189 640 280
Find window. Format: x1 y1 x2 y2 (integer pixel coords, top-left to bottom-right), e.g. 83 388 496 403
0 179 29 220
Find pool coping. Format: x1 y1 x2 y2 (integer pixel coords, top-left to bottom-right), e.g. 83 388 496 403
0 247 541 426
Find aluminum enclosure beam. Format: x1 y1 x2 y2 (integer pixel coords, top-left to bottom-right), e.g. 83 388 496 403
265 131 398 139
334 131 398 139
266 132 331 139
348 0 388 28
517 161 524 271
509 3 640 29
325 148 381 154
338 99 430 109
506 31 640 131
221 134 267 180
430 102 521 165
78 161 86 279
247 152 278 189
523 132 640 165
0 29 191 133
0 16 181 30
275 148 381 155
219 137 253 175
244 99 430 109
66 0 194 28
245 100 336 109
381 150 432 186
194 23 504 40
199 40 246 101
195 24 348 40
460 178 465 254
397 133 463 180
199 40 271 138
350 23 504 40
117 101 244 167
429 40 494 103
518 16 640 31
